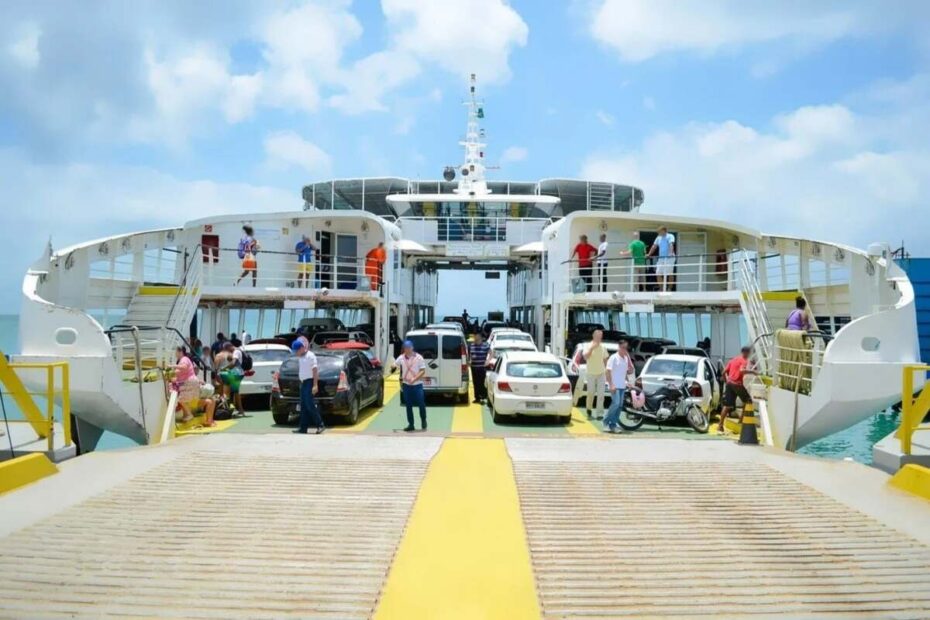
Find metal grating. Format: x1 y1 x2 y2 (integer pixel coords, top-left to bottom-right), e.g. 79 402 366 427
515 461 930 618
0 451 427 619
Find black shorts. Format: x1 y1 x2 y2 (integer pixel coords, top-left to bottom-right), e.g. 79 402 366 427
723 382 751 408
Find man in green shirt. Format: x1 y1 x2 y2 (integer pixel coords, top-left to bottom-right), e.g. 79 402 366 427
620 231 647 292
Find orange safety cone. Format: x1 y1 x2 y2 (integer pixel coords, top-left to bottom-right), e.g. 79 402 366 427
738 401 759 445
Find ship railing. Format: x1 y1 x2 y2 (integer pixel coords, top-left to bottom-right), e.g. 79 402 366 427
398 216 550 245
201 248 377 294
896 364 930 455
106 325 207 380
165 246 203 335
735 252 773 374
0 357 72 455
559 253 735 294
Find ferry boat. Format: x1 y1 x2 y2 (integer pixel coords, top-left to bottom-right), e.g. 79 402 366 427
14 75 922 452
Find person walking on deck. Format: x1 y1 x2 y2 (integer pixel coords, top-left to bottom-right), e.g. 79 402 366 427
295 234 316 289
235 225 259 287
571 234 598 292
647 226 676 292
718 346 757 433
577 329 609 419
468 332 490 403
604 340 635 433
393 340 428 432
596 233 609 292
786 296 813 331
619 231 647 292
292 339 324 434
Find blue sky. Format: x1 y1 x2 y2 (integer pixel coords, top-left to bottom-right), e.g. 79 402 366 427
2 0 930 316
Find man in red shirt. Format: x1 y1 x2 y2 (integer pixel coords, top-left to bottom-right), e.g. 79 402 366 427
718 346 757 432
571 234 598 292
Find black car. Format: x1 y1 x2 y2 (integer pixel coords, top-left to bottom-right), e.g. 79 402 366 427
271 349 384 425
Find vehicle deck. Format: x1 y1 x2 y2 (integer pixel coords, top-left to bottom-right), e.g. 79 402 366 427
3 379 930 618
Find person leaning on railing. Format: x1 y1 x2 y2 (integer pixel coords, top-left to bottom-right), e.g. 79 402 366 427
618 231 647 292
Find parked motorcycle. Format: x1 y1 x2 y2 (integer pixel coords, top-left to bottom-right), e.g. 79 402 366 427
618 381 709 433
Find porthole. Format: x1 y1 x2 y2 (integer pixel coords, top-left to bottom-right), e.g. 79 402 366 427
55 328 78 346
861 337 880 352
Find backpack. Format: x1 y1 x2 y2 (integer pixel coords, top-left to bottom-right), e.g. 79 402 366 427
214 397 233 421
237 238 248 259
240 350 253 371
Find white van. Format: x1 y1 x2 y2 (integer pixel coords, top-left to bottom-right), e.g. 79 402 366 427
401 329 470 403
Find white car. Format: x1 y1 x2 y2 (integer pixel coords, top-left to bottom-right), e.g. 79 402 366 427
425 322 466 335
487 329 535 347
484 340 538 369
486 352 573 423
240 343 291 395
636 354 721 413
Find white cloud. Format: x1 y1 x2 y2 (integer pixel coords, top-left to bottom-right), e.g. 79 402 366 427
0 147 294 311
596 110 615 126
587 0 928 63
500 146 528 164
382 0 528 83
579 86 930 252
263 131 332 177
8 22 40 70
328 50 421 114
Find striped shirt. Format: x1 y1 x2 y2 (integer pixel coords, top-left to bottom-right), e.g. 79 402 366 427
469 342 490 367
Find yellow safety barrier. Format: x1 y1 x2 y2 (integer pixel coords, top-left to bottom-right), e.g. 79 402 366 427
896 364 930 455
0 354 71 453
889 464 930 502
0 453 58 494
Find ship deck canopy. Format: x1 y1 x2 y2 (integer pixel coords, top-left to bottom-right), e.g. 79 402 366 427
302 178 644 219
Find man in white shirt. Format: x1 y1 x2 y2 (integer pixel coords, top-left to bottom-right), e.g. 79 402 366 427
596 233 609 292
647 226 677 292
292 339 324 434
604 340 635 433
392 339 428 432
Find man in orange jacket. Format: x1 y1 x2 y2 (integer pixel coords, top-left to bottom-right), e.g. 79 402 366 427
365 242 387 291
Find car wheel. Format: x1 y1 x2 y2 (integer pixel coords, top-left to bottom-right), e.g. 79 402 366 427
559 413 572 424
457 391 468 405
374 381 385 407
347 396 360 425
272 410 290 426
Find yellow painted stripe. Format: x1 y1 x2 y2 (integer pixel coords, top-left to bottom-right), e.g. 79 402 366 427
175 415 238 435
137 286 200 296
451 399 484 434
740 416 758 424
566 406 602 435
375 438 540 619
0 454 58 495
334 377 401 434
760 290 802 302
889 464 930 502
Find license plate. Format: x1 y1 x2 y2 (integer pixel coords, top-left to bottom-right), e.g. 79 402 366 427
526 402 545 410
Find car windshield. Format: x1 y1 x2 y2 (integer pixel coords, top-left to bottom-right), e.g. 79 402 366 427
495 333 532 343
506 362 563 378
645 359 699 377
281 355 343 375
247 349 290 363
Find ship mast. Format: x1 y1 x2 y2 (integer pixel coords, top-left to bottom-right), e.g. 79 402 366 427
454 73 490 196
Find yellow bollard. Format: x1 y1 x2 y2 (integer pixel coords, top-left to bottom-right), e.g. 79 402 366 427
738 401 759 445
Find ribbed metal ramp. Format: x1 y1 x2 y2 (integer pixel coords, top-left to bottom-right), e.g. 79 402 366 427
515 460 930 618
0 443 430 619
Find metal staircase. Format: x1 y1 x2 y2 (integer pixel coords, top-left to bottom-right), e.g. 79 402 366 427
734 253 773 375
112 257 203 374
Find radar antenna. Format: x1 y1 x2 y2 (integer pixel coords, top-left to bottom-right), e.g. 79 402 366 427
454 74 491 196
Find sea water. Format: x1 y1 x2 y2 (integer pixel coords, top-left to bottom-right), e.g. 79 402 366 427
0 314 898 462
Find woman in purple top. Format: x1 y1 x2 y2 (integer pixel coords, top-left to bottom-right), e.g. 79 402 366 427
785 296 812 331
